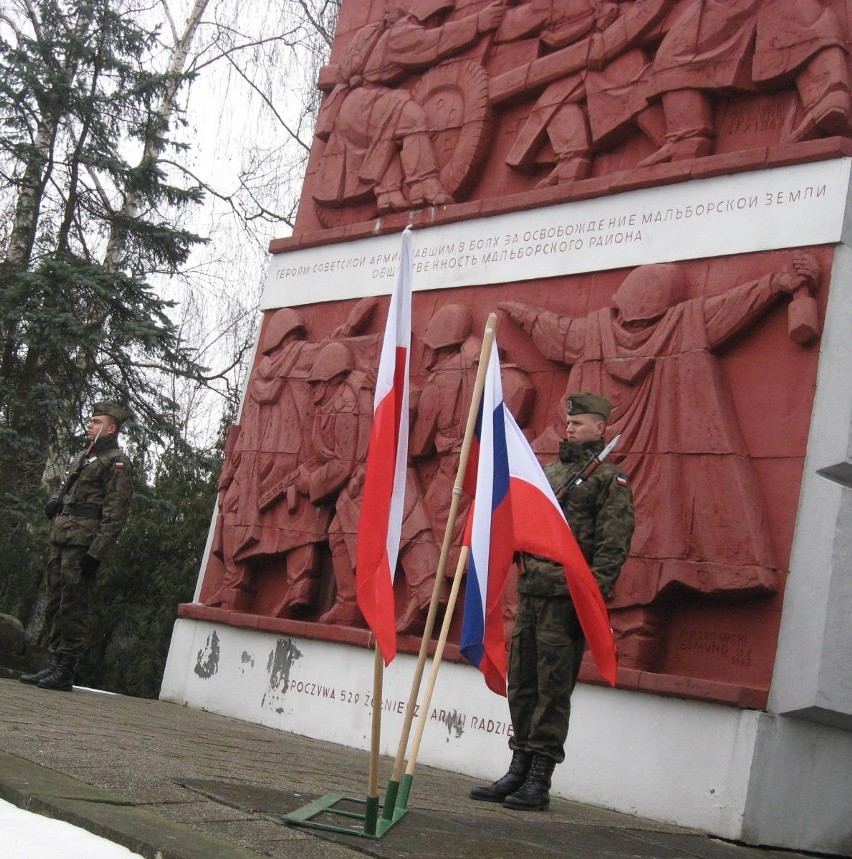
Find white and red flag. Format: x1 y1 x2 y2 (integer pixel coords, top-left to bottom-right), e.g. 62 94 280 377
356 227 413 665
461 337 618 690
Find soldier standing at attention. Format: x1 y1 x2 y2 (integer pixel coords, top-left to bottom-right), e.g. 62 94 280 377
20 402 133 691
471 393 634 810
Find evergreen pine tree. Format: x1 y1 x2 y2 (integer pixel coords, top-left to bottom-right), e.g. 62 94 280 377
0 0 206 497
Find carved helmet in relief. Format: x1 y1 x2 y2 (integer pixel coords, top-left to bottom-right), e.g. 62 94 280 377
613 263 686 324
422 303 473 351
261 308 306 355
309 341 354 383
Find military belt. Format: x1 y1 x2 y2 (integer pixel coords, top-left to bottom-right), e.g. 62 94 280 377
62 503 102 519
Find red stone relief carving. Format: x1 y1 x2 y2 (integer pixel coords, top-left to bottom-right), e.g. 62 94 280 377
500 252 821 669
201 298 535 638
206 300 380 616
195 248 826 702
298 0 852 229
188 0 843 706
312 1 505 225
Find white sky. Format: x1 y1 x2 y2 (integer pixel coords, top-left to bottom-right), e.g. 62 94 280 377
152 1 325 447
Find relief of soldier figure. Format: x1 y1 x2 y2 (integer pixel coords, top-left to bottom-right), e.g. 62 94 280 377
200 298 535 640
306 0 852 225
313 0 506 219
206 299 380 617
499 251 822 667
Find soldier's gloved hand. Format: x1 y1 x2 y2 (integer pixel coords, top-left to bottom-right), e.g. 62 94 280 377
80 554 101 576
44 499 58 519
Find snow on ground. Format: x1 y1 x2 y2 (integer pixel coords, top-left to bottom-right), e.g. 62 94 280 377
0 798 144 858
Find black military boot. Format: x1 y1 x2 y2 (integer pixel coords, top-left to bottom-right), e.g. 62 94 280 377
503 753 556 810
19 655 59 686
470 750 533 802
37 654 76 691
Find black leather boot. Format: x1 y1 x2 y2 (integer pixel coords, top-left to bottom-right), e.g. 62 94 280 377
19 656 59 685
37 654 76 691
503 753 556 810
470 750 533 802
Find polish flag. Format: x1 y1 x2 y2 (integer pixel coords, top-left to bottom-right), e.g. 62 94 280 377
356 227 413 665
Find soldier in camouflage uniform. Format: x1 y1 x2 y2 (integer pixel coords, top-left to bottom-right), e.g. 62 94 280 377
471 392 634 810
20 402 133 691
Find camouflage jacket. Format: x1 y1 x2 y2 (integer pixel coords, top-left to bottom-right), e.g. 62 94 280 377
519 438 634 599
49 437 133 560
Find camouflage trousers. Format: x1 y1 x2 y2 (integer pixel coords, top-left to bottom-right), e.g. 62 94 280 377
507 594 586 764
44 544 97 660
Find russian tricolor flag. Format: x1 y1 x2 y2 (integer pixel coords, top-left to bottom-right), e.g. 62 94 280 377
460 336 618 692
356 227 413 665
460 343 515 694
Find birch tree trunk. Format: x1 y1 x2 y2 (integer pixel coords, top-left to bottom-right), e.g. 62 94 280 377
102 0 210 274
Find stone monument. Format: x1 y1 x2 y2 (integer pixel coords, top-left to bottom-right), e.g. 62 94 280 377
163 2 852 853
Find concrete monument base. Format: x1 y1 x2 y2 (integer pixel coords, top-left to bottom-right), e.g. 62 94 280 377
161 616 851 855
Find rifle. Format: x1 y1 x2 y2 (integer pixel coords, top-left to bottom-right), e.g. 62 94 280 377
555 434 620 501
52 428 102 517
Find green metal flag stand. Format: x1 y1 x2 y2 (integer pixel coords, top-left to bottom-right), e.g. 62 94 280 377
284 790 405 838
285 316 498 840
284 643 409 839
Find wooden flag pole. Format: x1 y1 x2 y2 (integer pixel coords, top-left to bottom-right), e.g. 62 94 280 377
286 315 498 838
390 314 499 812
382 509 452 818
382 482 466 819
396 542 469 810
364 645 385 835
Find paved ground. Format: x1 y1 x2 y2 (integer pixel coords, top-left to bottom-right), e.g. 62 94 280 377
0 679 823 859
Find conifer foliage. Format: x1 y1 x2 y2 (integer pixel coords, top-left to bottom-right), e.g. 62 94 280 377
0 0 340 695
0 0 209 691
0 0 205 494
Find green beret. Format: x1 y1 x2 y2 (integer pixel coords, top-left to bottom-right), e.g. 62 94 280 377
92 401 131 425
567 392 612 420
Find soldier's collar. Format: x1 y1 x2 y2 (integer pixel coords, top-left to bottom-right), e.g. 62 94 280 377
90 436 120 454
558 437 605 463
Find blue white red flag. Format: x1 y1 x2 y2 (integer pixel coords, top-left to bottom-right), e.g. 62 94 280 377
356 227 412 665
460 343 514 694
504 407 618 686
460 336 618 691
